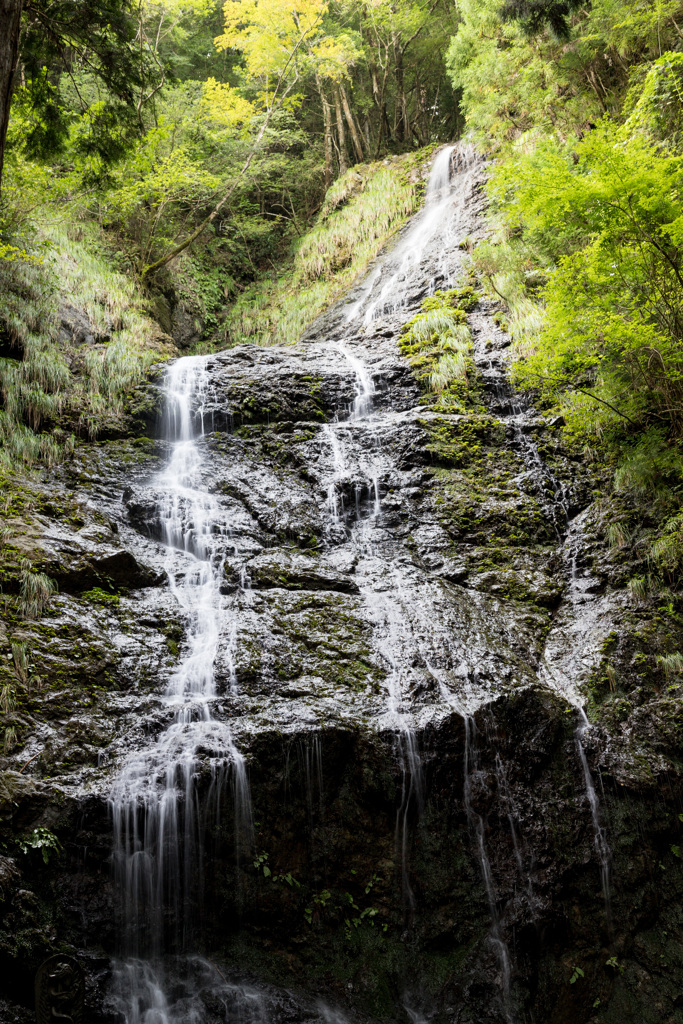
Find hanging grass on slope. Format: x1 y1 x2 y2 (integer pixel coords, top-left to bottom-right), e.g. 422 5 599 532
0 222 174 469
221 149 436 348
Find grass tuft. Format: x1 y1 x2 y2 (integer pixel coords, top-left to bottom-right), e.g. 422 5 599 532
657 652 683 678
18 559 57 619
0 221 174 470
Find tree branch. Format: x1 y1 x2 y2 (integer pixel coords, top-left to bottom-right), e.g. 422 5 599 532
141 18 318 279
522 369 639 425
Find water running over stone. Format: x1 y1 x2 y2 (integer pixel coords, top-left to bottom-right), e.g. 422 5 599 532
109 358 253 1016
90 143 620 1021
346 144 480 325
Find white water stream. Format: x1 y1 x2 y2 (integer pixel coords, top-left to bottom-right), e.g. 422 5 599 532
109 358 252 1020
105 143 613 1022
345 144 479 325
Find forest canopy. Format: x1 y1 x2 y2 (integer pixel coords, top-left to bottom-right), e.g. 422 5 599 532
0 0 460 282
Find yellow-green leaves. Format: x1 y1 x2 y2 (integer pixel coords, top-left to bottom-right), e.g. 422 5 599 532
215 0 326 81
200 79 255 134
215 0 357 106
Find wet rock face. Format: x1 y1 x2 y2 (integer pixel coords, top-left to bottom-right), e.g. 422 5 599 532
2 152 683 1024
59 304 111 348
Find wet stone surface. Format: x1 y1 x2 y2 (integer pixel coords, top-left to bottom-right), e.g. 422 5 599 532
1 148 683 1024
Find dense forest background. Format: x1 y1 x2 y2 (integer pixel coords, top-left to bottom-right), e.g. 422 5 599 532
1 0 683 606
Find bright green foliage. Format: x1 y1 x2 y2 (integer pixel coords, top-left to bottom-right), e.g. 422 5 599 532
625 52 683 149
446 0 683 146
18 827 62 865
495 126 683 441
446 0 605 143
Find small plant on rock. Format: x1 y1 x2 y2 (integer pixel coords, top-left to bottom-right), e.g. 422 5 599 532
18 560 57 619
18 827 62 865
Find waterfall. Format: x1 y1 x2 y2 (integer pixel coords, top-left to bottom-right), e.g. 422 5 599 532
97 141 616 1022
108 357 253 1019
344 143 479 325
575 711 612 920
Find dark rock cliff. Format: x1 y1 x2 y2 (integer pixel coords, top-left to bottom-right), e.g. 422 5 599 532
1 151 682 1024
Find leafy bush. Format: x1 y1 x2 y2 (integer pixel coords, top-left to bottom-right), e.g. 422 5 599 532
18 827 62 865
488 124 683 447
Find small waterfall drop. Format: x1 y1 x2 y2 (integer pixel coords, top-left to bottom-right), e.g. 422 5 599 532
345 143 479 325
539 518 613 921
463 717 515 1024
108 357 253 1019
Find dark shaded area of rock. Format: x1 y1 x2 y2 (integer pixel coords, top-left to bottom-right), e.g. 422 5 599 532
172 306 204 350
58 305 111 348
241 550 360 594
1 156 682 1024
51 550 165 593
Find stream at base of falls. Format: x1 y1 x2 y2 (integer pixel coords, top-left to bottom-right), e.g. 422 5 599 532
102 143 617 1024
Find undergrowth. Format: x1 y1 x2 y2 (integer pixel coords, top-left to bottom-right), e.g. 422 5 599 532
0 221 174 470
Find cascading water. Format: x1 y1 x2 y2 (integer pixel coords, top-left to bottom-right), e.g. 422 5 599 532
326 141 614 1002
463 717 514 1024
538 518 614 920
345 144 480 325
575 710 612 920
324 148 487 918
93 142 619 1023
108 357 252 1021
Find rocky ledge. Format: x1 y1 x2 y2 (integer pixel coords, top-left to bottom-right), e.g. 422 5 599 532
0 162 682 1024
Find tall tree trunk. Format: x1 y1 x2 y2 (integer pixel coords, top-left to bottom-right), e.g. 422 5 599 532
368 29 392 156
339 82 365 163
416 80 429 145
0 0 23 197
334 86 348 175
393 33 409 144
316 76 334 190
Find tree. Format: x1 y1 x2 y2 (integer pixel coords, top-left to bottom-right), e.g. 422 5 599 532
0 0 23 196
0 0 154 196
215 0 358 187
500 0 586 39
141 0 333 277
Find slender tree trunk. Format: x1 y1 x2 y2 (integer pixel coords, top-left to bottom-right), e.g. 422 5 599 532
417 80 429 145
334 85 348 175
371 66 392 157
368 31 392 156
369 64 383 152
379 100 392 156
393 34 409 144
316 78 334 190
339 81 364 163
0 0 23 197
